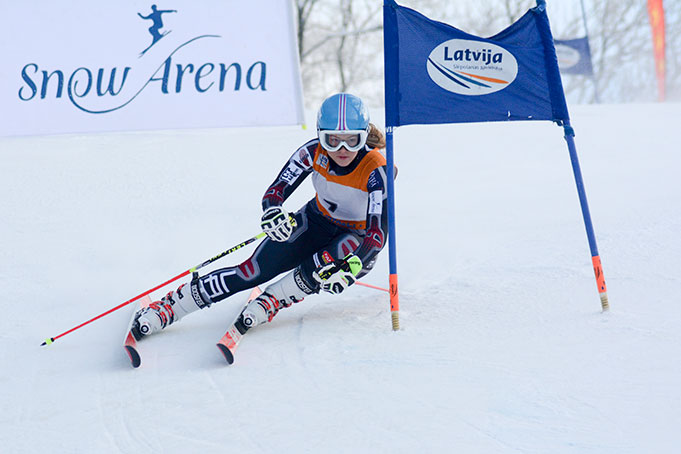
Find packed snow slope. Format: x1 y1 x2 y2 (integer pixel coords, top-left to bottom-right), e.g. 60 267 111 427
1 103 680 453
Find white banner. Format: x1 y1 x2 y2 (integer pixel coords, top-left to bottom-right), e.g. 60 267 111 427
0 1 305 136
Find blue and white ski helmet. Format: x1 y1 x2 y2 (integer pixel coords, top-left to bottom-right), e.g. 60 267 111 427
317 93 370 132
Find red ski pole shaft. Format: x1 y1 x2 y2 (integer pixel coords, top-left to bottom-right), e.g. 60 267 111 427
355 281 389 293
41 269 191 346
41 232 266 346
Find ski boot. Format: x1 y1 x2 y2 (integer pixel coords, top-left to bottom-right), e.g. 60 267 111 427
132 273 210 339
216 268 316 363
242 267 316 330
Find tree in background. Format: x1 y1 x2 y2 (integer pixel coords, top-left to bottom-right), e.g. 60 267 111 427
663 0 680 101
574 0 654 103
295 0 383 107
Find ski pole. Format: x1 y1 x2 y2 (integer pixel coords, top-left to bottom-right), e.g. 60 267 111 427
355 282 389 293
41 232 267 346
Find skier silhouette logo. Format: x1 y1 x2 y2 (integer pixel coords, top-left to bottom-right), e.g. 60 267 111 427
138 5 177 56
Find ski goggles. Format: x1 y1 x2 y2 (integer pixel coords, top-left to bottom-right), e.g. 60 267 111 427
318 129 368 152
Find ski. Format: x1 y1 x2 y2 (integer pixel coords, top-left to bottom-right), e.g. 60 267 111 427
216 287 261 365
123 295 153 368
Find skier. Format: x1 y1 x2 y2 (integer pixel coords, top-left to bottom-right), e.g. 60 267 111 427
138 4 176 55
132 93 388 341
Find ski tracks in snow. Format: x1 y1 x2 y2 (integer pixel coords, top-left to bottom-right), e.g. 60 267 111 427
96 367 162 453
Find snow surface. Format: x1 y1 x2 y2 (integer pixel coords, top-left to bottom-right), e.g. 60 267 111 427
1 103 680 453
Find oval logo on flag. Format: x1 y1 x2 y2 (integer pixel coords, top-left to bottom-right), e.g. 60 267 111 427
555 44 580 69
426 39 518 96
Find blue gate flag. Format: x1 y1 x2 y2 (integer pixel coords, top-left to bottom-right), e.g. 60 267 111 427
384 0 569 126
381 1 610 316
554 37 594 76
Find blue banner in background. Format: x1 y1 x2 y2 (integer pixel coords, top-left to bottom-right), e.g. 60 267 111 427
554 37 594 76
383 0 569 127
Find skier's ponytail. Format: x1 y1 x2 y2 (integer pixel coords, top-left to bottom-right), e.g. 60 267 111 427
366 123 386 149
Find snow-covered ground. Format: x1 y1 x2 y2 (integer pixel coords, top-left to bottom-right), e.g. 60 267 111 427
1 102 679 453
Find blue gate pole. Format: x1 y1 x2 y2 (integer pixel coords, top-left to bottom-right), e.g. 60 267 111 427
385 126 400 329
563 121 609 311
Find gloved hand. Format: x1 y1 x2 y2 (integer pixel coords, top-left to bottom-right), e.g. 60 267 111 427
313 254 363 295
260 206 294 242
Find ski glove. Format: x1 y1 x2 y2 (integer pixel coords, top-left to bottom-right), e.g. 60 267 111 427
261 206 294 242
313 254 363 295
